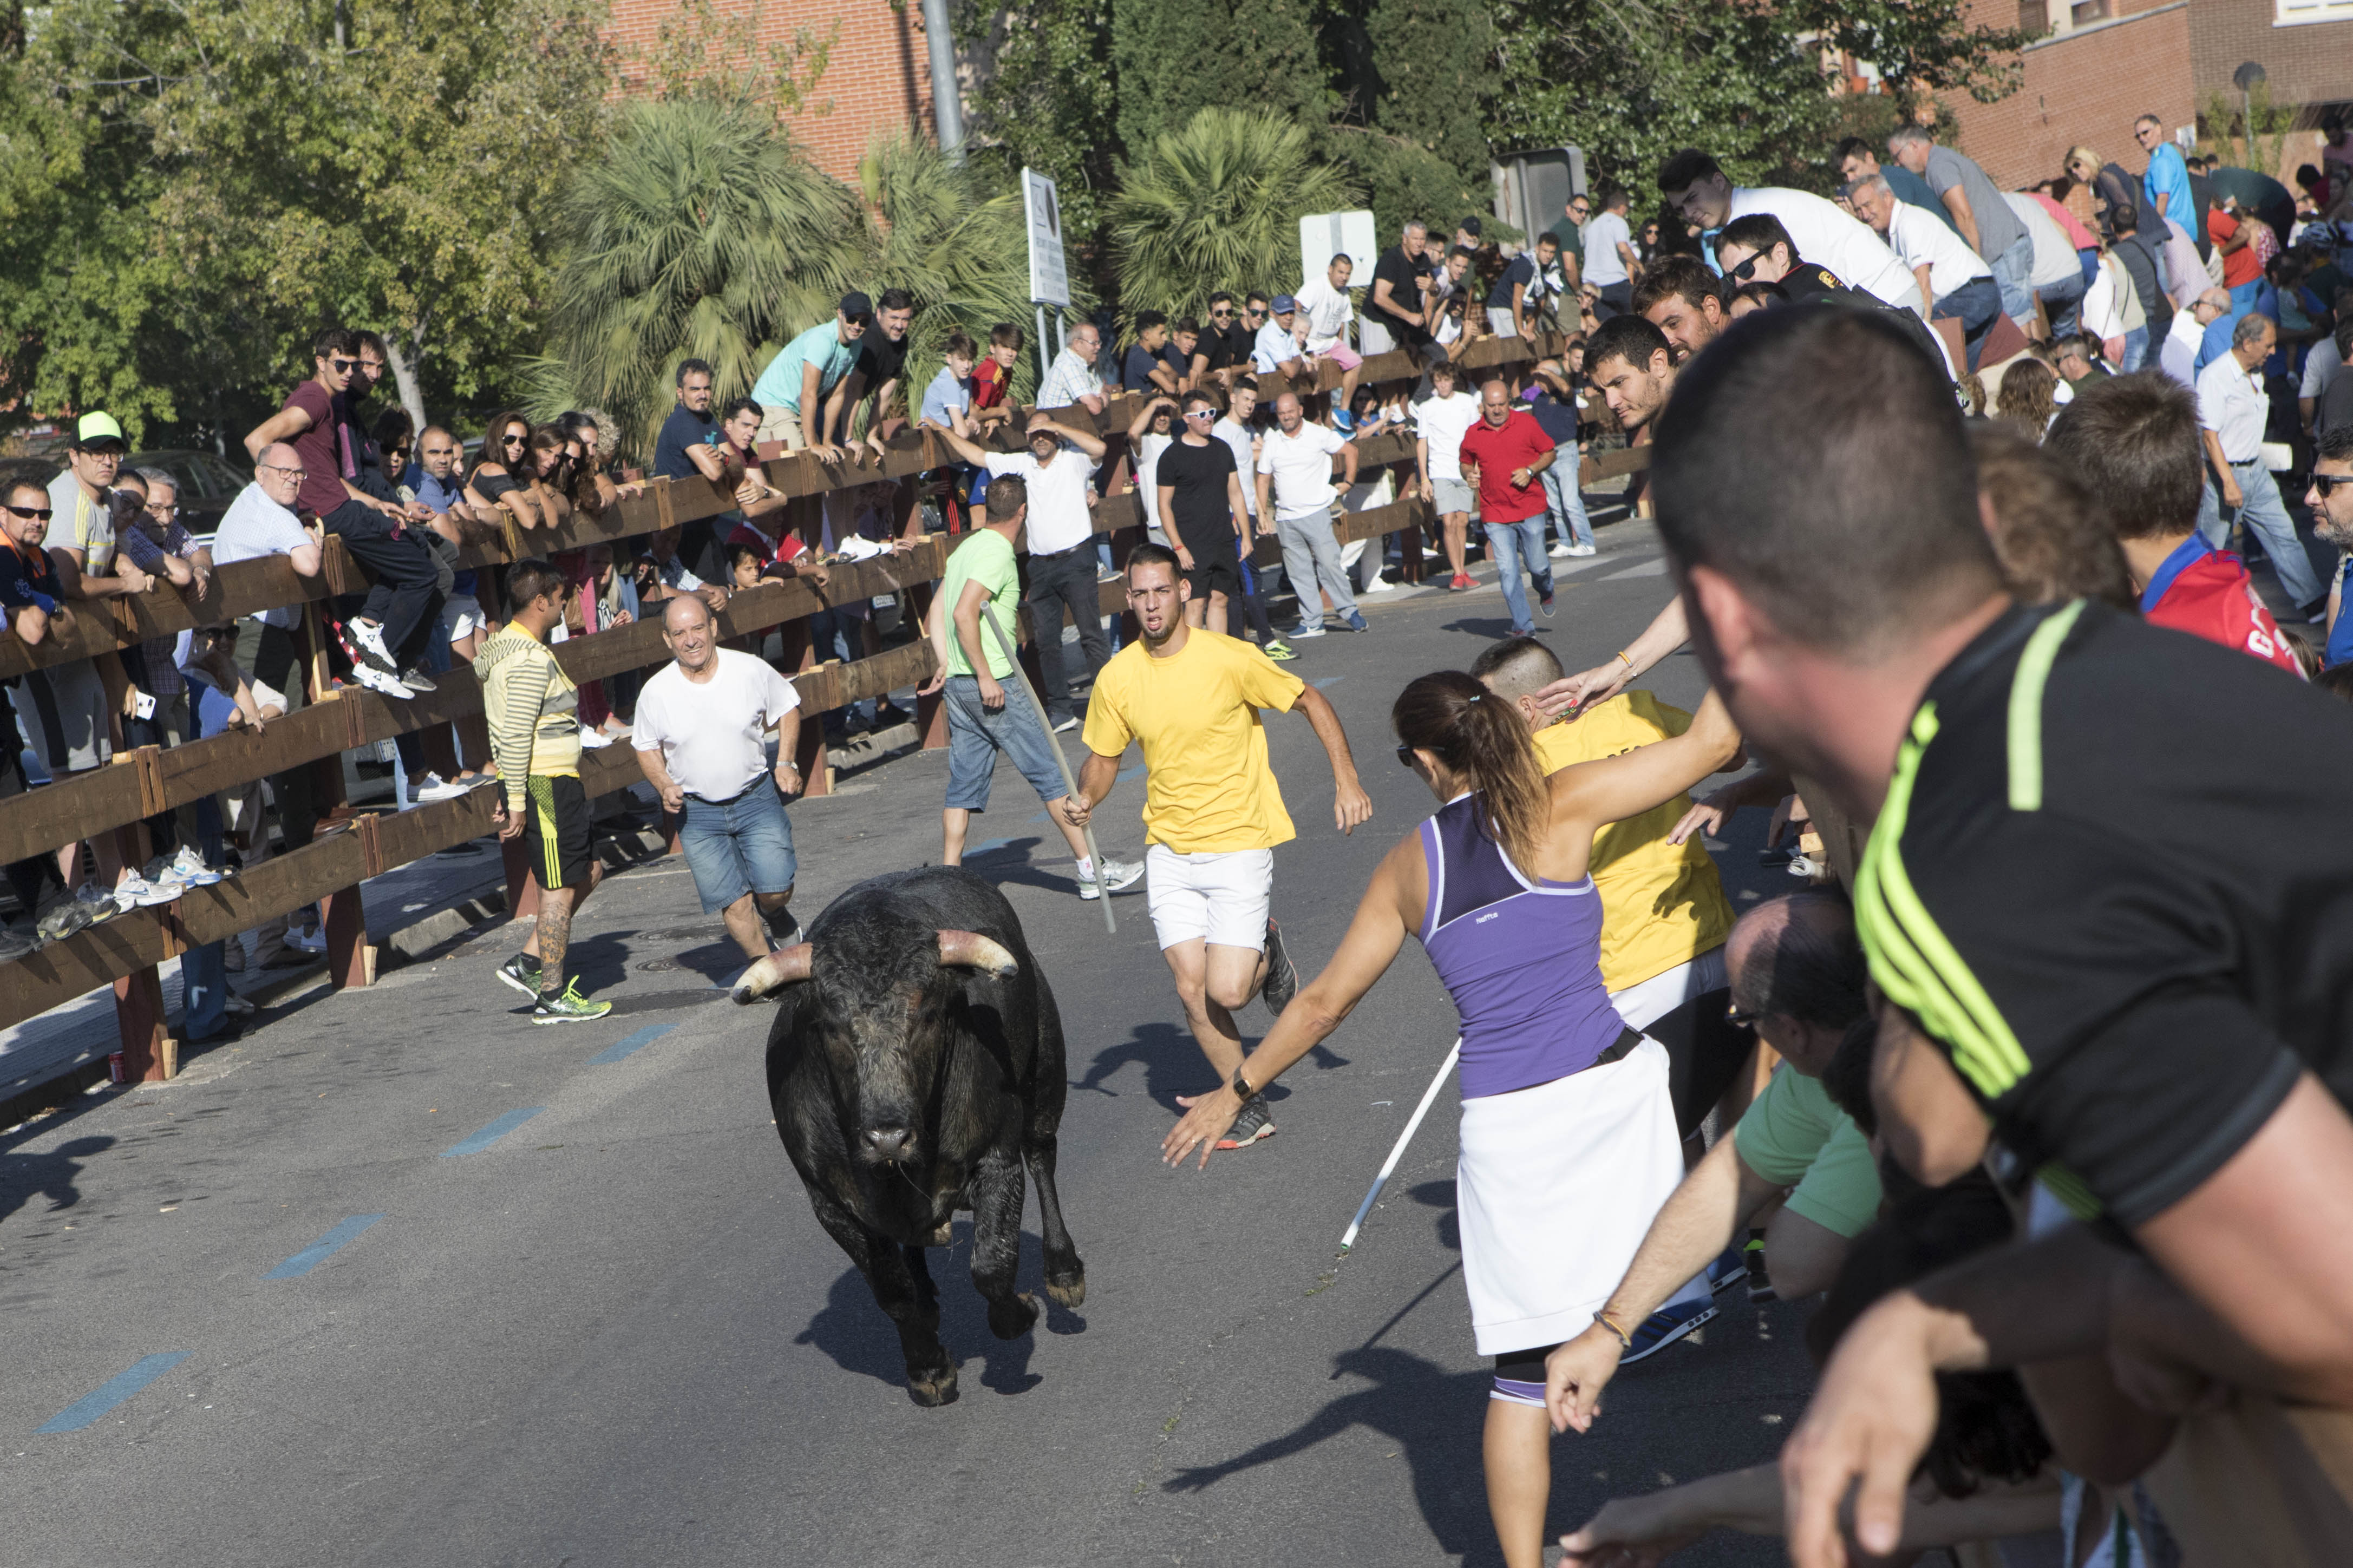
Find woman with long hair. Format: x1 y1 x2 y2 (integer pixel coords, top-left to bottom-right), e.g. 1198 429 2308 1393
465 410 551 531
1162 669 1740 1568
1993 357 2059 437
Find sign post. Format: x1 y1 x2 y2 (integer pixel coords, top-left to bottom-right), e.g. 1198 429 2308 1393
1023 168 1070 387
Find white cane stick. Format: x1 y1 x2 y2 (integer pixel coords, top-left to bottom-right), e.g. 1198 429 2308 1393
1338 1038 1460 1253
979 604 1116 935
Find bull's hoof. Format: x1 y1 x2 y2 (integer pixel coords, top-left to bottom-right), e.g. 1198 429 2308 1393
907 1362 960 1407
1044 1271 1087 1309
987 1291 1042 1340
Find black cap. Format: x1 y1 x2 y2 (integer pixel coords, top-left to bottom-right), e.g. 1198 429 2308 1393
840 290 874 320
1460 215 1483 237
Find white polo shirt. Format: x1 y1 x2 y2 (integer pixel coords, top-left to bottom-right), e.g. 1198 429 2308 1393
984 445 1099 554
632 649 801 802
2195 352 2269 463
1256 421 1349 521
1729 186 1921 313
1885 201 1991 304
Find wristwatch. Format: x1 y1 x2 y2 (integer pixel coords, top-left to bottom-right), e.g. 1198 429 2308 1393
1231 1070 1260 1104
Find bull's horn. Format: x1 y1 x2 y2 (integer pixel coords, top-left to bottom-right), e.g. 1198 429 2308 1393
732 942 814 1003
936 930 1018 976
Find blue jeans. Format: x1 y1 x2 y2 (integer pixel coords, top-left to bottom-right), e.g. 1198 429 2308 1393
677 782 798 914
1487 517 1554 635
2038 268 2088 338
943 675 1068 812
2198 460 2325 607
1989 233 2036 325
1539 443 1592 549
2120 326 2149 372
1933 277 2004 370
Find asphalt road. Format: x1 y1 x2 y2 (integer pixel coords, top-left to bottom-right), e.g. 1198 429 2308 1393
3 522 1818 1568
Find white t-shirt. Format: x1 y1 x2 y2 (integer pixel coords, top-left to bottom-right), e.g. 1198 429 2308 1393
983 445 1099 555
1295 277 1354 354
1256 421 1349 521
1729 187 1920 312
1583 212 1632 286
1413 392 1481 482
1885 200 1991 303
1212 417 1261 517
632 648 802 802
2004 193 2082 289
213 481 317 628
1136 431 1174 534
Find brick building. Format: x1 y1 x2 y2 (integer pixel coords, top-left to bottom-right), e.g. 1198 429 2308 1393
1940 0 2353 191
603 0 948 182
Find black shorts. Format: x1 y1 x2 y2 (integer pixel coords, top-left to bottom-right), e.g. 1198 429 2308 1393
524 775 594 890
1181 542 1244 604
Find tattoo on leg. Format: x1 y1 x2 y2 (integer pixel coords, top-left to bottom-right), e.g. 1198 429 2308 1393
536 897 574 990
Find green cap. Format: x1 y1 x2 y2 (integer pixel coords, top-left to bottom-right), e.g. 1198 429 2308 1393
74 411 126 449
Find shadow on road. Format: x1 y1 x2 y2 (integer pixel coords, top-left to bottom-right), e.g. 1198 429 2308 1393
1076 1024 1345 1111
0 1133 113 1225
793 1224 1081 1399
1162 1346 1500 1565
1407 1177 1461 1252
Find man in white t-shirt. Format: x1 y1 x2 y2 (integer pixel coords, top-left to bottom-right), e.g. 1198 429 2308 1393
1658 147 1923 314
1582 187 1638 318
1293 254 1364 414
1847 175 2001 369
633 595 807 963
1413 361 1484 589
938 412 1109 731
1257 392 1363 640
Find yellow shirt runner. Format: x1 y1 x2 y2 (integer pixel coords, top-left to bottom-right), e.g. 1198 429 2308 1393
1081 627 1306 852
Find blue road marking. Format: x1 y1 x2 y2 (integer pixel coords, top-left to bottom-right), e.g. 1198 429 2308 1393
964 836 1018 857
589 1024 677 1066
264 1215 387 1280
37 1353 191 1433
1312 677 1345 689
440 1107 545 1157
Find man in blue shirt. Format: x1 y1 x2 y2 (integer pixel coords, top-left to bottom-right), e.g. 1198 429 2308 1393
1522 359 1593 556
2136 115 2195 243
749 291 871 457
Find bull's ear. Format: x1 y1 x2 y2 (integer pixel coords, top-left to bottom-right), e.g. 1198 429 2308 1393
733 942 814 1003
936 930 1018 977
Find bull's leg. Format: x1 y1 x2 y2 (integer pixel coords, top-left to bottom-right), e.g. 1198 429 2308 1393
966 1149 1041 1340
1023 1133 1087 1309
806 1186 958 1406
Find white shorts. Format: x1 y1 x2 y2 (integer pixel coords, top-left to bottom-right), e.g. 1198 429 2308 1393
1608 944 1729 1034
1486 307 1520 338
442 593 486 643
1145 844 1273 952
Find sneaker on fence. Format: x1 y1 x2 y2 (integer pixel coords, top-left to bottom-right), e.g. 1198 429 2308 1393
0 920 35 962
347 661 414 700
1214 1098 1277 1150
74 881 121 926
38 896 95 943
344 617 401 676
413 772 470 803
396 666 437 695
1078 857 1145 900
531 978 613 1025
110 872 174 911
495 952 544 999
167 845 224 887
1622 1297 1717 1364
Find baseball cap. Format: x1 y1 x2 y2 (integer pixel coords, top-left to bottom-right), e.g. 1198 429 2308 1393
840 290 874 321
1272 294 1297 313
74 412 126 450
1460 215 1483 237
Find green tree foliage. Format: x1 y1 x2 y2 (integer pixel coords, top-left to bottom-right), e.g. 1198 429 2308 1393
1108 0 1328 158
1364 0 1496 191
1110 108 1363 322
957 0 1119 274
1786 0 2034 105
540 96 864 458
1319 124 1489 243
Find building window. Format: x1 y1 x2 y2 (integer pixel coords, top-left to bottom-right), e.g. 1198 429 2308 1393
2070 0 2110 22
2018 0 2050 32
2278 0 2353 23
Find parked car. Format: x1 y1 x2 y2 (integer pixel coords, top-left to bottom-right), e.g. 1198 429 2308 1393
126 449 251 536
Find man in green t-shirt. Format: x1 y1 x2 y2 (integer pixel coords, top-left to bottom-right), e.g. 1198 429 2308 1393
917 472 1142 900
1544 191 1590 293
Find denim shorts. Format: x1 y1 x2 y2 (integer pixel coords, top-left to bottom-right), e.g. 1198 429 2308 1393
944 674 1069 812
678 782 798 913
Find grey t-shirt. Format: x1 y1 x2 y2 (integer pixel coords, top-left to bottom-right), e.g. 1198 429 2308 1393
1924 146 2025 264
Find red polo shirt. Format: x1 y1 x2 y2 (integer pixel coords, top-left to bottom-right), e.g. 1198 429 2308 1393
1457 409 1557 525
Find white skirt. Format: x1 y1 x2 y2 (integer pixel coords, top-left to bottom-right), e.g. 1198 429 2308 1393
1456 1037 1700 1356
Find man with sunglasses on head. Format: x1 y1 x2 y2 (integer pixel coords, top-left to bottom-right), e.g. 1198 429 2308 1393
243 326 441 699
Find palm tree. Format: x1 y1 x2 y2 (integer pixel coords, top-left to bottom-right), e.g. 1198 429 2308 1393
1108 108 1364 326
540 95 863 457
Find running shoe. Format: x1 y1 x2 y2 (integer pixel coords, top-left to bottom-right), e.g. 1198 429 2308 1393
1359 574 1396 594
1540 589 1556 618
115 872 180 911
1214 1098 1276 1150
1621 1297 1717 1364
166 846 224 887
1344 612 1368 633
1079 858 1145 900
1706 1244 1747 1294
344 617 400 676
0 921 34 962
495 952 544 998
1263 639 1297 662
38 896 96 943
764 908 804 948
1448 573 1475 591
1261 919 1298 1015
531 978 612 1025
413 772 471 803
347 661 414 700
1050 714 1080 734
1548 542 1574 559
286 923 327 955
1290 621 1327 639
396 666 438 695
1565 543 1596 557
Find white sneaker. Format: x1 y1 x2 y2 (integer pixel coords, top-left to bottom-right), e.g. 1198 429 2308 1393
348 661 414 700
1358 574 1395 594
116 872 181 909
578 727 613 749
1565 542 1596 556
1078 858 1145 899
1548 542 1574 558
413 772 470 803
345 618 399 674
168 846 224 887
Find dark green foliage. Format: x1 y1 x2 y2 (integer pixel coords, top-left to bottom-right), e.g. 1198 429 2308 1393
1365 0 1495 190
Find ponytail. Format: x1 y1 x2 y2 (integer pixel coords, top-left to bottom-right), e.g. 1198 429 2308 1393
1392 671 1550 868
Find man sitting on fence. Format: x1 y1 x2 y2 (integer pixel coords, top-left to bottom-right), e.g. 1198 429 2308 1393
482 557 612 1025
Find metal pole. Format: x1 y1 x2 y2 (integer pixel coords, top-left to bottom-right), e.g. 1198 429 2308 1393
919 0 963 161
979 605 1116 935
1338 1039 1460 1252
1035 304 1051 390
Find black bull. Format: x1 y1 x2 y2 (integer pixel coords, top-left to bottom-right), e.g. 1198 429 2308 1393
734 867 1085 1406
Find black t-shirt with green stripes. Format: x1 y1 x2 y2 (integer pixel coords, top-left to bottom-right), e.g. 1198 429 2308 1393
1856 599 2353 1229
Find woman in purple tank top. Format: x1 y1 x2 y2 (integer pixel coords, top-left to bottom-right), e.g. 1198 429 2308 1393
1162 670 1740 1568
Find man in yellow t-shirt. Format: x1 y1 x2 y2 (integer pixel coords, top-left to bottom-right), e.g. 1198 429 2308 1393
1471 636 1750 1143
1060 543 1372 1150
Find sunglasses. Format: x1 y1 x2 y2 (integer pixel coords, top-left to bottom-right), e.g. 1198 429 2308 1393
5 504 54 521
1183 408 1214 419
2313 475 2353 498
502 434 527 447
1726 254 1764 284
330 357 358 372
1394 744 1419 769
1211 309 1232 318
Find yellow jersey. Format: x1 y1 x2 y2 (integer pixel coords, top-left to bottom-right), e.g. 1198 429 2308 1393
1533 691 1735 992
1081 628 1306 852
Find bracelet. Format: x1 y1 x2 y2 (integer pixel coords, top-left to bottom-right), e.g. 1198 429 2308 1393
1614 650 1635 672
1594 1309 1634 1350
